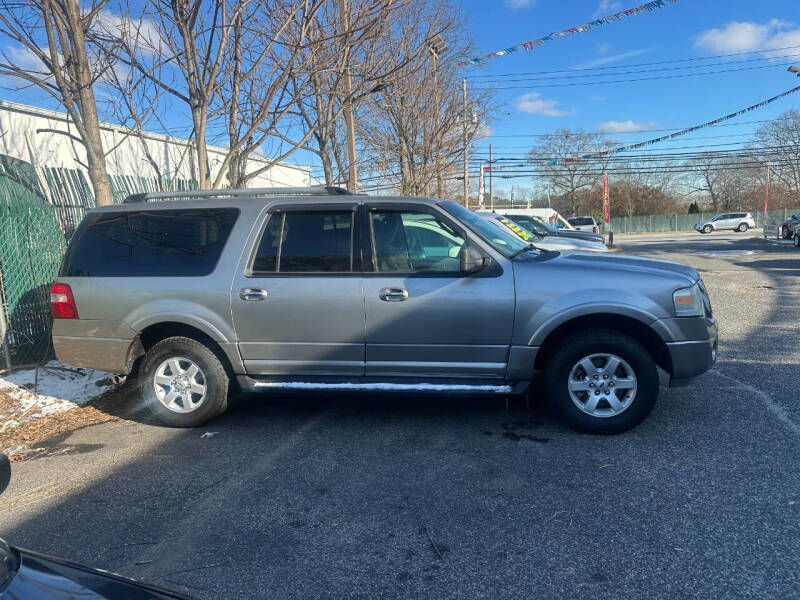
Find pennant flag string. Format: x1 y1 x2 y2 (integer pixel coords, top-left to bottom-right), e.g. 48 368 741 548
458 0 678 67
547 84 800 166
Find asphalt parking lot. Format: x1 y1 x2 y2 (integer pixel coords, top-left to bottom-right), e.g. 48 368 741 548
2 230 799 599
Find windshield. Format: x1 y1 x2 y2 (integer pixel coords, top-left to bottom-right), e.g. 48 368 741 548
440 202 532 258
569 217 594 226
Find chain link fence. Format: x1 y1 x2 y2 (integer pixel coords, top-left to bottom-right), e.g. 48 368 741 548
599 208 799 235
0 157 198 368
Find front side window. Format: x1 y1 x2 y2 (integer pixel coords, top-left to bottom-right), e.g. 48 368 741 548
440 201 531 258
62 208 239 277
370 210 465 273
251 211 353 273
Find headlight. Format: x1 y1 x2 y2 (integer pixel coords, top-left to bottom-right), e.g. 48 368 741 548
673 282 705 317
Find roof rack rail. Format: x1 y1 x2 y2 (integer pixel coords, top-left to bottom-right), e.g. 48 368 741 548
122 185 354 203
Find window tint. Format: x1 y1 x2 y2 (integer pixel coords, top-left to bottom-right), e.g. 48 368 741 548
62 208 238 277
371 210 465 273
252 211 353 273
569 217 594 226
252 213 283 272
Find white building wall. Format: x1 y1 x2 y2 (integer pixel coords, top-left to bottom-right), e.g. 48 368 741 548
0 100 313 188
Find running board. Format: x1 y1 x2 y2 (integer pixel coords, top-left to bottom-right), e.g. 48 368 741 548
237 376 528 396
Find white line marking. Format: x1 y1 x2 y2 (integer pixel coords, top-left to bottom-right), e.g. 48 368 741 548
714 370 800 436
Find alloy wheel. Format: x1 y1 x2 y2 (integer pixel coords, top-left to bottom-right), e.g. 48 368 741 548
567 353 638 418
153 356 207 413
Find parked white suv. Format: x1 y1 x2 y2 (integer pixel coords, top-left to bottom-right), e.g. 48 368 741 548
694 212 755 234
567 216 599 234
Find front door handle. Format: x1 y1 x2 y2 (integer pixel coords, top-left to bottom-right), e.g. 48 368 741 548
379 288 408 302
240 287 268 301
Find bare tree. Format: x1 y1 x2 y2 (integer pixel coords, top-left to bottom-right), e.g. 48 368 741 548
527 130 610 217
0 0 115 204
356 0 490 198
753 109 800 196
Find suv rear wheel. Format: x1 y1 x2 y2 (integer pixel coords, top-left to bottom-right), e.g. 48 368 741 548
737 223 749 232
140 336 229 427
543 329 658 434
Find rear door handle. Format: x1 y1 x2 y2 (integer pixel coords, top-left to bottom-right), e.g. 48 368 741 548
379 288 408 302
239 287 268 301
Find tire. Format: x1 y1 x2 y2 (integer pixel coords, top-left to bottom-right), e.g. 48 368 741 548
737 223 748 232
703 225 713 234
543 329 659 434
794 234 800 248
139 336 230 427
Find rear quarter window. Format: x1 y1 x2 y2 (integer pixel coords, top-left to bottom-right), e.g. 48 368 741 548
61 208 239 277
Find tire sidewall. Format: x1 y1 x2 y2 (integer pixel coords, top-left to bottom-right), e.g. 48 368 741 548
544 331 659 434
703 225 712 233
738 223 748 232
140 337 228 427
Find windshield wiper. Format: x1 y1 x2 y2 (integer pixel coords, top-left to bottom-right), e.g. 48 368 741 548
509 244 536 259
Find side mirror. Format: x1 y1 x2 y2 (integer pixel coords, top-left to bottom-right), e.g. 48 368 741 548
0 453 9 496
459 244 490 274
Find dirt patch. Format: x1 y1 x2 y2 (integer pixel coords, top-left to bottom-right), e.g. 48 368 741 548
0 384 137 460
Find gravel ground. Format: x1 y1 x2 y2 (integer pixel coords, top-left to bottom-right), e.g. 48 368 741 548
1 231 798 599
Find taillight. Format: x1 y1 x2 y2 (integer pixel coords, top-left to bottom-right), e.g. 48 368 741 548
593 226 598 233
50 282 78 319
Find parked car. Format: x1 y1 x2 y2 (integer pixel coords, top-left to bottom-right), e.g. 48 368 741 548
502 213 605 245
568 216 599 234
694 212 755 234
52 187 717 434
480 213 608 253
0 453 187 599
780 212 800 239
501 208 574 230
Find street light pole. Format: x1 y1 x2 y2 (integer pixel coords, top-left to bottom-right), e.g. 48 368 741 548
339 0 358 193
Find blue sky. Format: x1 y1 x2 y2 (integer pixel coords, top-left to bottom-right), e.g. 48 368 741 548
460 0 800 193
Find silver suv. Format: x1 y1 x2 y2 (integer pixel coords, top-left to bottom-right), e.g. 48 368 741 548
694 212 755 233
51 188 717 434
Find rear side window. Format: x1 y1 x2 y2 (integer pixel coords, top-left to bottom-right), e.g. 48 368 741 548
569 217 594 226
62 208 239 277
251 211 353 273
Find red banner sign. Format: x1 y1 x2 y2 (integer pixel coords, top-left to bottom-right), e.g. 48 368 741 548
602 172 610 224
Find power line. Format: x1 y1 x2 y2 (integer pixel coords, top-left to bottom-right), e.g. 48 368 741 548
468 62 797 89
466 43 800 78
469 53 800 84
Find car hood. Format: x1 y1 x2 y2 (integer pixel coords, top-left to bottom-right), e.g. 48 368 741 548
531 251 699 285
555 230 605 244
531 237 607 252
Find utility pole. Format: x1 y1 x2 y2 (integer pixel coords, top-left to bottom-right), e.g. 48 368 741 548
462 78 468 207
488 143 493 210
428 35 447 198
339 0 358 193
764 160 771 226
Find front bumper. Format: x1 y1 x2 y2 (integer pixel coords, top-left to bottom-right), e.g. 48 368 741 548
665 317 718 386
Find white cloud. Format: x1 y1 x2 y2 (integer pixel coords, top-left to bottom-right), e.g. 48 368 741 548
598 120 659 133
475 123 493 139
595 0 622 17
516 92 572 116
694 19 800 57
505 0 535 8
92 9 161 53
576 47 656 69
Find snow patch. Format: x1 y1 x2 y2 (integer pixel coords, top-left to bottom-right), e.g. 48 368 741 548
252 381 513 393
0 361 117 426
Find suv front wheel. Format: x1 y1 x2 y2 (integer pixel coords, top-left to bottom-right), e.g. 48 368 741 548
543 329 658 434
140 336 230 427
